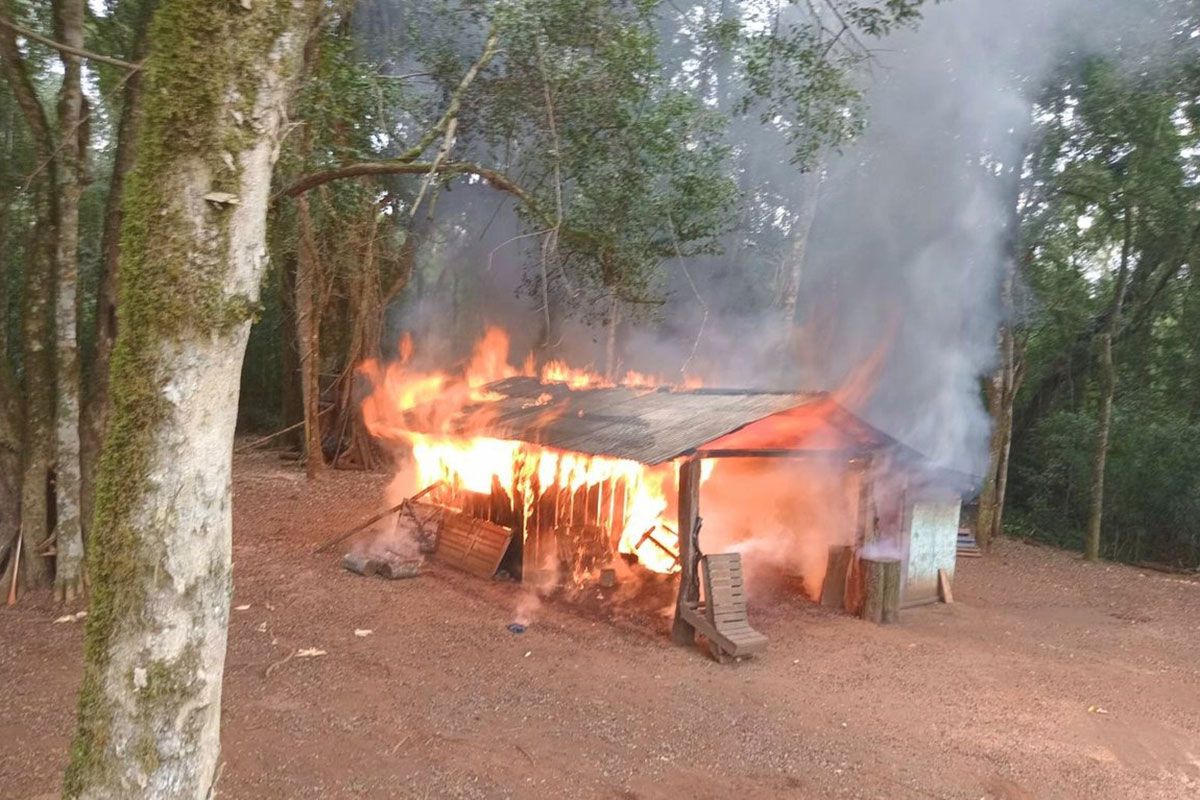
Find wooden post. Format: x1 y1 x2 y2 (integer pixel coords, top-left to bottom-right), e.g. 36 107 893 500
861 557 901 624
820 544 853 608
854 457 877 549
937 568 954 604
671 456 702 645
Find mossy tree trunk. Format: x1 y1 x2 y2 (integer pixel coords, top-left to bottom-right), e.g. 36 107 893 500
1 0 56 590
16 219 55 591
51 0 88 602
82 6 151 543
0 232 21 577
63 0 318 796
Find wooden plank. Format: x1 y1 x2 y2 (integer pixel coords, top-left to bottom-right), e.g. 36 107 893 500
434 510 513 579
821 544 853 609
937 568 954 604
671 457 703 646
586 482 601 527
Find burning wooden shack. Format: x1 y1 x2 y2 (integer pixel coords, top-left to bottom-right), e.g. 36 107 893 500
387 373 966 643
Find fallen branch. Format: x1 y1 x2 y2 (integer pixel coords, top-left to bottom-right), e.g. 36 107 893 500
313 482 442 554
6 529 20 606
263 649 296 679
235 405 335 454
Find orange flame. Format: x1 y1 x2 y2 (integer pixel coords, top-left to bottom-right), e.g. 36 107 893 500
360 328 696 576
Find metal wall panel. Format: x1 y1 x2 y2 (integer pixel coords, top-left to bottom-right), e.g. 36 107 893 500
903 499 961 606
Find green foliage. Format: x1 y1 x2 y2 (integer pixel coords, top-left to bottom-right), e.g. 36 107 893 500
1012 47 1200 568
1012 403 1200 566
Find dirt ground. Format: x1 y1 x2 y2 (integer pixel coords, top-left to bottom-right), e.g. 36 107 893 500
3 451 1200 799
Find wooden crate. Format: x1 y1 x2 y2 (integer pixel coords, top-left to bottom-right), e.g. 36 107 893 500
435 509 513 579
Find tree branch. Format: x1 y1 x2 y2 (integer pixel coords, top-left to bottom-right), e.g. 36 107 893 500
398 27 499 165
0 8 53 163
0 14 140 71
282 159 539 212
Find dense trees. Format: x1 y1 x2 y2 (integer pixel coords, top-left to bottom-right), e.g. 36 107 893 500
0 0 1196 793
1 2 931 796
1007 43 1200 568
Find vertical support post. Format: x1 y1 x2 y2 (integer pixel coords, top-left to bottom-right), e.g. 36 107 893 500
671 455 702 645
854 456 876 549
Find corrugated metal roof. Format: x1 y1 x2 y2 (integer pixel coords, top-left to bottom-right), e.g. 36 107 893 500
426 377 894 465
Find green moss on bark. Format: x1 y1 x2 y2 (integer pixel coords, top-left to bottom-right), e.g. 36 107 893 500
63 0 311 794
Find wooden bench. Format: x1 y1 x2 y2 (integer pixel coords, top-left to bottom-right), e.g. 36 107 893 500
678 552 768 662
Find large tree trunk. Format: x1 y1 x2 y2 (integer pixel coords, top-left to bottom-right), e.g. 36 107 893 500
81 9 150 541
975 372 1004 551
51 0 88 602
278 251 304 449
1 0 57 591
778 165 823 328
17 220 55 590
63 1 317 795
603 292 620 381
1084 331 1116 562
334 204 383 470
295 194 324 479
1084 210 1133 563
0 234 21 578
976 289 1021 549
976 162 1025 551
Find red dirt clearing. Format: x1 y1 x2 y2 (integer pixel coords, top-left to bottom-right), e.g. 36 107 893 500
3 451 1199 799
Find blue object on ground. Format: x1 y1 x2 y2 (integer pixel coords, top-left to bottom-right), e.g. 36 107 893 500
506 622 526 634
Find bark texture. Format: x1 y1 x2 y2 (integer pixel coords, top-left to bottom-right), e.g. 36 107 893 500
0 278 20 581
52 0 88 602
63 1 317 796
82 10 150 540
17 222 55 589
295 194 324 479
1 0 56 589
1085 330 1117 562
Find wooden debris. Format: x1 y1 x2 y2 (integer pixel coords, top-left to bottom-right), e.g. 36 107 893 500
342 550 421 580
6 530 20 607
861 557 901 624
264 650 296 678
956 530 982 558
821 544 853 609
377 555 421 580
435 511 512 579
937 568 954 604
635 526 680 567
315 482 441 553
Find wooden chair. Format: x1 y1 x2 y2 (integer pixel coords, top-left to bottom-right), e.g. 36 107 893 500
679 552 768 662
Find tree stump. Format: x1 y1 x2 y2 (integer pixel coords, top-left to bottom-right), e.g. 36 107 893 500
860 557 901 624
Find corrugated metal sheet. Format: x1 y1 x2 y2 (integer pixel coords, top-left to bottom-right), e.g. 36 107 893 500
420 379 856 465
902 499 961 606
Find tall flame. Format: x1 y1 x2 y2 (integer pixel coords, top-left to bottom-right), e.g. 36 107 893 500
360 328 695 575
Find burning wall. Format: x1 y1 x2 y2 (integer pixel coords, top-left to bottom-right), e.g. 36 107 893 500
359 327 909 602
360 328 702 582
